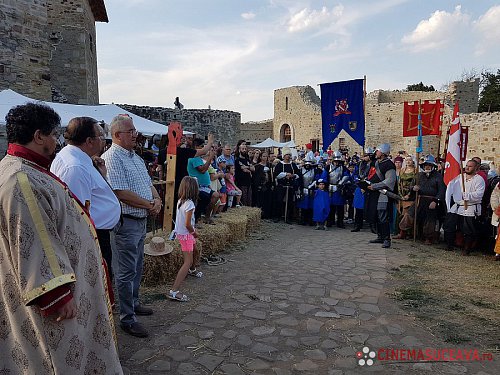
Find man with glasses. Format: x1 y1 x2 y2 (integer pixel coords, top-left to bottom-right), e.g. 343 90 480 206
102 114 162 338
51 117 121 280
0 103 122 373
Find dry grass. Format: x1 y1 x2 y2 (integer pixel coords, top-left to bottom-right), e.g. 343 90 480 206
391 244 500 349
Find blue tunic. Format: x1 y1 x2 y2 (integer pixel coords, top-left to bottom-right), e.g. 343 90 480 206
353 187 365 209
313 190 331 222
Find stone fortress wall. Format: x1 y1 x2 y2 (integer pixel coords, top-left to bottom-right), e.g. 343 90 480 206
273 80 499 167
0 0 105 104
118 104 242 147
240 120 274 145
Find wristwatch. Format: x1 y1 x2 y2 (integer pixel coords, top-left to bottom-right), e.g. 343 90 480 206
149 199 155 206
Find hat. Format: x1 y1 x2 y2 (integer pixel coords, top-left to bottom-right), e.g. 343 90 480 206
282 147 292 156
376 143 391 155
305 143 313 149
419 155 437 168
144 237 173 256
317 178 326 184
394 156 404 163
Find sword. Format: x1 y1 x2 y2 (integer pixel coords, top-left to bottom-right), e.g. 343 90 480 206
380 189 403 201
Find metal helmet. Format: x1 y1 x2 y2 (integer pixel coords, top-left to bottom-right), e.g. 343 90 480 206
376 143 391 155
332 150 343 161
419 154 437 168
363 146 375 156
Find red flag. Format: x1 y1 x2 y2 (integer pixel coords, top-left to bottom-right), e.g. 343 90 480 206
443 102 462 185
403 100 443 137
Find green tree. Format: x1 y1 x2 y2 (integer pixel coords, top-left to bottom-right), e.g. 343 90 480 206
406 82 435 92
478 69 500 113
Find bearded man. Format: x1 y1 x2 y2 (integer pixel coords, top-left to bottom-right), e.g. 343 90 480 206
444 159 485 255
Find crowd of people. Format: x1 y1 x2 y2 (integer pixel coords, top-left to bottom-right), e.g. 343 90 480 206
0 102 499 373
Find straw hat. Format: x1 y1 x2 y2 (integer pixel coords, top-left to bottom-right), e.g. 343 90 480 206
144 236 173 256
282 147 292 156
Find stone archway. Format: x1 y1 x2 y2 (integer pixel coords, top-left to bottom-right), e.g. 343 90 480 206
280 124 292 143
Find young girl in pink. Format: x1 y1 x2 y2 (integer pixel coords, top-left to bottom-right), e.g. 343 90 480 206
169 176 203 302
225 165 242 207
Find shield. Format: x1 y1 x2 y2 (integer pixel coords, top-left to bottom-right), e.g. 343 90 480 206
329 123 336 134
349 121 357 131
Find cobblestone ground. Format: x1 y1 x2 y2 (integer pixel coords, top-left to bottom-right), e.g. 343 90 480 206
117 222 499 374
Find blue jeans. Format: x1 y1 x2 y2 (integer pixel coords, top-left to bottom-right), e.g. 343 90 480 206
112 217 146 326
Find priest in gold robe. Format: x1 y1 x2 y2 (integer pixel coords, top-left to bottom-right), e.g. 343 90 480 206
0 103 122 374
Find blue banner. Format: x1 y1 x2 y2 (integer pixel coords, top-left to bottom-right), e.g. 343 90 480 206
320 79 365 151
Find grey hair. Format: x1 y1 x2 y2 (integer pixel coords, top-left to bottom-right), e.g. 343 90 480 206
110 114 133 137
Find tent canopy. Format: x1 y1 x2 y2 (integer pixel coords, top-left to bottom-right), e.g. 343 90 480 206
251 137 296 148
0 89 193 136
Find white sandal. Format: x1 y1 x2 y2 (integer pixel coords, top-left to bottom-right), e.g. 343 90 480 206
188 268 203 278
168 290 188 302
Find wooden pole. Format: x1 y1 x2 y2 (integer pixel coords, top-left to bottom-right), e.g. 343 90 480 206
162 122 183 232
413 100 422 242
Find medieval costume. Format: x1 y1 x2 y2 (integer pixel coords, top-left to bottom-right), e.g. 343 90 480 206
366 143 397 248
352 150 373 232
394 162 417 239
399 156 444 243
444 170 485 255
313 179 330 229
0 145 122 374
328 151 349 228
273 148 300 223
297 161 316 225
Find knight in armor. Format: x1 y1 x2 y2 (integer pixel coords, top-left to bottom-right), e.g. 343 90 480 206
273 147 300 223
327 151 349 228
398 155 445 244
351 147 375 232
366 143 397 248
297 160 316 225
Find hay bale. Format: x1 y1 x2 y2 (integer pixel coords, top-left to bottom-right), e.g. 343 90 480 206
142 231 203 286
218 210 248 238
196 222 230 255
237 207 261 232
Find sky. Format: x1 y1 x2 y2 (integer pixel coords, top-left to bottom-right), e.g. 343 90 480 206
96 0 500 122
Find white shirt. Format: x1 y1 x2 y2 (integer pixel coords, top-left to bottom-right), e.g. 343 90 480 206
174 200 195 235
51 145 121 229
445 174 485 217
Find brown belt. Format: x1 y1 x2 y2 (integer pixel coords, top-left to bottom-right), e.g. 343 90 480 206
419 195 436 199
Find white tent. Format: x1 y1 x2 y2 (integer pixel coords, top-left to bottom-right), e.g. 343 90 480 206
0 89 193 136
251 137 296 148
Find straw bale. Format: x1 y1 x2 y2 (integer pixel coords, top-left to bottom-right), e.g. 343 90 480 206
196 222 230 255
218 211 247 237
238 207 262 232
142 231 203 286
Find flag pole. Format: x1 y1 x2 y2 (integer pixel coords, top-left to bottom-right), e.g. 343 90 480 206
458 105 468 210
413 100 423 242
363 75 366 154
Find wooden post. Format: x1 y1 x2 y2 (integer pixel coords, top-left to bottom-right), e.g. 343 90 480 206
413 100 422 242
162 122 183 232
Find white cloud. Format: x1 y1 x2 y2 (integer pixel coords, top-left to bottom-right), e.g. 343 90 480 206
401 5 469 52
241 12 256 20
474 5 500 54
287 5 344 33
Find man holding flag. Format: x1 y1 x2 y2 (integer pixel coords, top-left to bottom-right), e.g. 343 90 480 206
443 103 485 255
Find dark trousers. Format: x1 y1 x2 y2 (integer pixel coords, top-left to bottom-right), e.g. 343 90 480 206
443 213 478 247
96 229 113 279
354 208 364 228
254 188 272 218
329 205 344 227
240 185 252 206
377 209 391 240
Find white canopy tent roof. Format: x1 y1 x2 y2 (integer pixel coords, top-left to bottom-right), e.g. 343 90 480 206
0 89 193 136
251 137 296 148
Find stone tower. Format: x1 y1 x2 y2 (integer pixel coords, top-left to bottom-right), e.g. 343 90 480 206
0 0 107 104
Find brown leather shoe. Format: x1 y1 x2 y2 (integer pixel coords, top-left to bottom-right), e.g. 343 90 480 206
394 230 406 240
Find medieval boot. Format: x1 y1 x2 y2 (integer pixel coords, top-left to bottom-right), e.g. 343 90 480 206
461 241 472 256
351 226 361 232
394 230 406 240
